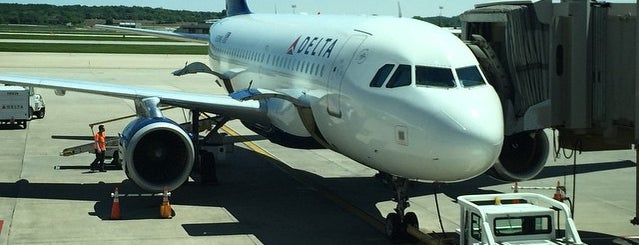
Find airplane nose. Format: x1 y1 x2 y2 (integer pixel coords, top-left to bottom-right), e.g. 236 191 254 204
378 85 504 182
435 86 504 179
441 99 503 147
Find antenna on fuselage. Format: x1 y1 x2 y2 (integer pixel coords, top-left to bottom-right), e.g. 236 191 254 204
397 1 403 18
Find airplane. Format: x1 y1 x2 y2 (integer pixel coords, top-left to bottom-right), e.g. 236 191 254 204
0 0 551 240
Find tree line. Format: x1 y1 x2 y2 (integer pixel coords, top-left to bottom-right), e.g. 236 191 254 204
0 3 460 27
0 4 225 25
413 16 461 27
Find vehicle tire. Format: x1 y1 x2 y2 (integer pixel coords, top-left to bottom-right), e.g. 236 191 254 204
385 213 402 241
36 108 45 119
28 107 33 119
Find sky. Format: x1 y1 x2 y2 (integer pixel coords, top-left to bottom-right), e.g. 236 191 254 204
0 0 636 17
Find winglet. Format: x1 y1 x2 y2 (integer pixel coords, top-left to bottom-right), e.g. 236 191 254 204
227 0 252 17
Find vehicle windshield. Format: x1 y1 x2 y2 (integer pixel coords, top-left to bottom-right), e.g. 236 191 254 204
456 66 486 87
493 215 552 236
415 66 456 88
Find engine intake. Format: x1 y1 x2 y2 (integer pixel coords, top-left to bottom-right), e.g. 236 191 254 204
488 130 549 181
120 117 194 192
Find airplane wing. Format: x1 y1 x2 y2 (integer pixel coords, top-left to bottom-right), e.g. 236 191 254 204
95 24 209 44
0 74 264 123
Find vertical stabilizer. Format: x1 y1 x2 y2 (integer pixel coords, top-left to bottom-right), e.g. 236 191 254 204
227 0 252 16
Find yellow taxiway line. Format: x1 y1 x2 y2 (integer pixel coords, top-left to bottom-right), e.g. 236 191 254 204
221 124 446 244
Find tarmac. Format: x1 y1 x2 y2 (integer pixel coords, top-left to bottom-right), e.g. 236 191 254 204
0 52 638 244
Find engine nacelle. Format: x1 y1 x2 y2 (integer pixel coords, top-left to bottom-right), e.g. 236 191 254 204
119 117 194 192
488 130 549 181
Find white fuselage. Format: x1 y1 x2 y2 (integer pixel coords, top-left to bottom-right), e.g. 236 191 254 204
208 14 504 182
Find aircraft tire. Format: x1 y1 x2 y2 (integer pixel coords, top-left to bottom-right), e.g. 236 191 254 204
201 151 217 184
111 151 122 169
405 212 418 228
385 213 402 241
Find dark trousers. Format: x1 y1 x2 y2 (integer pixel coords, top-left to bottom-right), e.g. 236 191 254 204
91 150 106 170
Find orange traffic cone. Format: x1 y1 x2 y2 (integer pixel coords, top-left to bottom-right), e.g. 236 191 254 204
160 187 172 219
553 181 564 202
111 187 121 220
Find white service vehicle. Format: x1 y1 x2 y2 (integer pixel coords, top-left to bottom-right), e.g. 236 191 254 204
0 86 30 128
28 86 46 119
457 193 585 245
0 86 45 129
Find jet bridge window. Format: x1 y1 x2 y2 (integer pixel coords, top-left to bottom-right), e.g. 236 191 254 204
385 64 412 88
415 66 455 88
456 66 486 87
369 64 395 87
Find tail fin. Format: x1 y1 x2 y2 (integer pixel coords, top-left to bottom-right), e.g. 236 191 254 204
227 0 252 16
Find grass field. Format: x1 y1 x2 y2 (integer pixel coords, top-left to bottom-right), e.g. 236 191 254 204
0 43 208 54
0 24 207 54
0 24 115 35
0 34 175 42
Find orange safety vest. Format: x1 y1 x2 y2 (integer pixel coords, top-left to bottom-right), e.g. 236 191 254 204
94 132 106 151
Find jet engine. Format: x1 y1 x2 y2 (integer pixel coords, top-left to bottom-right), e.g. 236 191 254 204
488 130 549 181
119 117 195 192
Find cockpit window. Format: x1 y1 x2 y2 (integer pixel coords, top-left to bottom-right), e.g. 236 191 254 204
456 66 486 87
415 66 455 88
386 64 412 88
370 64 395 87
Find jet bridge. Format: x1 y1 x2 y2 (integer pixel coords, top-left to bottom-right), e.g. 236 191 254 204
459 0 639 223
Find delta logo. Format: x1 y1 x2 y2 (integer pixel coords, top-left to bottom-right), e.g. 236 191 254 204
287 35 338 58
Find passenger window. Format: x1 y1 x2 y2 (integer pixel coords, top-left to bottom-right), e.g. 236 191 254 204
369 64 395 87
385 64 412 88
457 66 486 87
416 66 455 88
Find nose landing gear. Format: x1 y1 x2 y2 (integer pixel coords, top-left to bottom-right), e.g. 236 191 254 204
384 177 419 241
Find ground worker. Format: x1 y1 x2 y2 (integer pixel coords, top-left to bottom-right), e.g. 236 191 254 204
90 125 107 172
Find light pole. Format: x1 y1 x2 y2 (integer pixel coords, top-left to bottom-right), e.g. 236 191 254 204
439 6 444 27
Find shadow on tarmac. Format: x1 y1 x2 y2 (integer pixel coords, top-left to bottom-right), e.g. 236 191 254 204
0 147 392 244
0 123 27 130
0 145 634 244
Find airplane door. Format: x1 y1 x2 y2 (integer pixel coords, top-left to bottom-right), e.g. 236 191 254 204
327 35 367 118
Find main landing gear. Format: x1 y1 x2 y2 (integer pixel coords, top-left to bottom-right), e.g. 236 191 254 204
190 110 231 185
384 176 419 241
